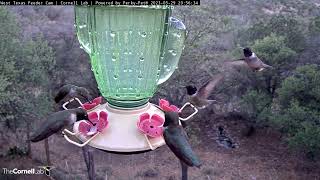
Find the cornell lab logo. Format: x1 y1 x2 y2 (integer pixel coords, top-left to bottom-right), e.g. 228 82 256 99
38 166 54 176
2 166 54 176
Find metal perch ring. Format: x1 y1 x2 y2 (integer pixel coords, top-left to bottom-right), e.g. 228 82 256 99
62 128 99 147
179 102 198 121
62 97 83 110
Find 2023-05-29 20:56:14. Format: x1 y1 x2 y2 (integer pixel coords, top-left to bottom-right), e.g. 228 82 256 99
149 1 200 6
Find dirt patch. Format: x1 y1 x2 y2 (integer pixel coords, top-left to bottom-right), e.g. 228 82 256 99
1 118 319 180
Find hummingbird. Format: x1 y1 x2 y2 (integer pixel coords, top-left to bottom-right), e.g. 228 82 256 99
30 108 88 142
163 111 201 168
185 74 224 109
216 126 236 149
54 84 92 103
227 47 272 72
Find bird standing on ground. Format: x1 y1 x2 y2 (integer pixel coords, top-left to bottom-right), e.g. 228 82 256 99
30 108 88 142
54 84 92 103
185 74 224 109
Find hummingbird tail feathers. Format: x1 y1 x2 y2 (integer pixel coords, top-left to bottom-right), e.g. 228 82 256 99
30 129 53 142
263 63 273 69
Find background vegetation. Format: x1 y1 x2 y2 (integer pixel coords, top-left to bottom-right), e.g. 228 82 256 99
0 1 319 179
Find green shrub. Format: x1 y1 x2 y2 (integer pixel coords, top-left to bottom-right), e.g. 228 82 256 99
0 7 56 127
252 34 297 70
288 122 320 158
239 34 297 125
272 65 320 157
240 90 272 125
238 15 306 52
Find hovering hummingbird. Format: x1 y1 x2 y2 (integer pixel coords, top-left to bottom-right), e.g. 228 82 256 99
54 84 92 103
30 108 88 142
227 47 273 72
163 111 201 168
185 74 224 109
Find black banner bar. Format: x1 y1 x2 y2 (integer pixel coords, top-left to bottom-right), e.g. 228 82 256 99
0 0 200 6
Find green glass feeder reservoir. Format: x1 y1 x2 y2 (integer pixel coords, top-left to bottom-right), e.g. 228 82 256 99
75 6 186 108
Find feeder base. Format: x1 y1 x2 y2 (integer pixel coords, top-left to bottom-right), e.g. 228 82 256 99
72 102 165 152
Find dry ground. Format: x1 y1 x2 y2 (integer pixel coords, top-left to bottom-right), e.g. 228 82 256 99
1 118 319 180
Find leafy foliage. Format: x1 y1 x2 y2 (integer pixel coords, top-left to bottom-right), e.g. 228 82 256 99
238 15 306 52
238 34 297 123
277 65 320 110
0 7 55 133
271 65 320 156
308 16 320 35
0 7 22 124
252 34 297 70
234 10 320 156
240 90 272 125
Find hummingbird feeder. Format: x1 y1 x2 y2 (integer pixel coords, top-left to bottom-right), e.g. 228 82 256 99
62 5 198 153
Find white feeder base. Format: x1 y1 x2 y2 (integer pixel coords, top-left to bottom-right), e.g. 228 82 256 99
72 102 166 152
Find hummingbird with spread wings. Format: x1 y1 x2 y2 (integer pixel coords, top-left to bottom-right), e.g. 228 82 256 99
54 84 92 103
185 74 224 109
227 47 273 72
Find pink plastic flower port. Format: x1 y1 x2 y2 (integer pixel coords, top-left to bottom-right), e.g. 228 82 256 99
78 111 108 136
159 99 179 112
137 113 165 138
82 96 102 111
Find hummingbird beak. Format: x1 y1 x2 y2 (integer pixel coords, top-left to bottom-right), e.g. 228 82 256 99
87 119 95 125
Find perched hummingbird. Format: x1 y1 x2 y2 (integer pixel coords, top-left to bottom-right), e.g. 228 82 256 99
163 111 201 168
54 84 92 103
228 47 272 72
30 108 88 142
185 74 224 109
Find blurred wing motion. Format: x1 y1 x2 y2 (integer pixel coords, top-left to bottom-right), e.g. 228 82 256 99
225 59 272 71
224 60 247 68
30 108 87 142
163 112 201 167
245 57 272 71
54 84 92 103
197 74 224 99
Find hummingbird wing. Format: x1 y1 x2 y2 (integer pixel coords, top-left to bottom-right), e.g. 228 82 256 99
78 87 92 102
223 60 250 71
224 60 247 67
246 55 265 69
247 56 273 71
30 108 87 142
54 84 73 103
197 74 224 99
164 126 201 167
54 84 91 103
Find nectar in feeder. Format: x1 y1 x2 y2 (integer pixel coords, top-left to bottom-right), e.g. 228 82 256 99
69 5 186 152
